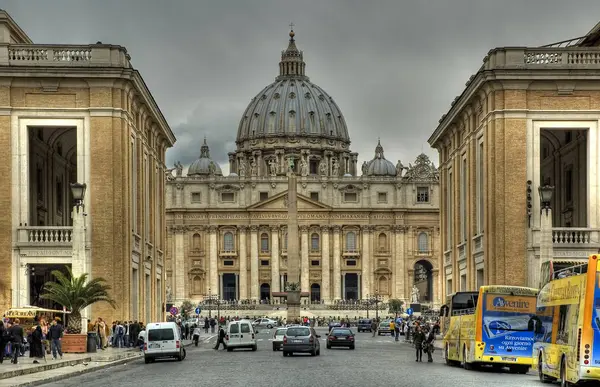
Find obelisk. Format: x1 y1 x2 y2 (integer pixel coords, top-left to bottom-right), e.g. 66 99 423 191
286 166 301 322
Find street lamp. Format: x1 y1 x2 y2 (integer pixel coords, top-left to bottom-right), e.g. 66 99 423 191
70 183 87 208
205 289 220 320
538 184 555 288
365 293 383 321
538 185 554 215
69 182 87 332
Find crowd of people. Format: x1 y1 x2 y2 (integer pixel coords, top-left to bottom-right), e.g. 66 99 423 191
0 316 65 365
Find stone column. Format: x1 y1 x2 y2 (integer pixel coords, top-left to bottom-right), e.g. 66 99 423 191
361 226 371 297
300 225 310 293
72 205 90 331
250 225 259 300
332 226 341 300
537 208 554 288
271 225 280 293
239 226 248 300
321 226 330 303
209 226 218 295
174 225 186 301
394 225 406 302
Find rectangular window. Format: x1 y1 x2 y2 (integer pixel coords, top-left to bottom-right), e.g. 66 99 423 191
191 192 201 203
377 192 387 203
416 187 429 203
343 192 358 202
447 170 453 250
311 260 320 266
260 260 269 266
565 168 573 203
148 328 175 342
221 192 235 202
230 323 239 334
476 269 484 288
557 305 569 344
346 260 357 266
460 157 467 242
223 260 234 266
310 192 319 201
259 192 269 201
446 278 452 295
477 141 484 233
460 274 467 291
241 324 251 333
309 160 318 175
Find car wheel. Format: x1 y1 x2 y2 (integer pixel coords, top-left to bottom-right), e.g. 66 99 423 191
227 347 233 352
273 344 277 351
350 345 355 350
560 359 570 387
144 357 151 364
378 332 381 336
326 344 331 349
538 353 555 383
317 349 320 356
267 324 273 329
310 349 316 356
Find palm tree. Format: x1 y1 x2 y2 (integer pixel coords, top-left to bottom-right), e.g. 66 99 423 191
40 266 117 334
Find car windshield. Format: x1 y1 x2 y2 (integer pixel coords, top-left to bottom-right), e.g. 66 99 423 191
275 329 287 336
380 322 390 327
286 327 310 337
331 329 352 336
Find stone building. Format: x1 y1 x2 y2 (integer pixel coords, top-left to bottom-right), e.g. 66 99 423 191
428 21 600 298
165 30 441 310
0 11 176 324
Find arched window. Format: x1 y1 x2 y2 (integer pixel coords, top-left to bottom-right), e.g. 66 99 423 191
311 233 320 251
261 233 269 252
346 231 356 251
193 233 201 250
193 276 203 294
378 276 389 294
378 233 387 251
418 232 429 252
223 232 234 251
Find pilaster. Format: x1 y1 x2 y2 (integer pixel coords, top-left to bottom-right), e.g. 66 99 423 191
173 225 185 301
239 226 248 300
393 225 406 301
209 225 218 295
300 225 309 293
332 226 341 300
271 225 280 293
250 225 259 300
321 226 330 303
361 225 371 297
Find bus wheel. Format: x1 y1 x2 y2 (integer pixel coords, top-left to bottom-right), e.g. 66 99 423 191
462 346 473 371
560 359 571 387
538 354 555 383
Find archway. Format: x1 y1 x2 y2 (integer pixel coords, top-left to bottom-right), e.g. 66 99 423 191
260 283 271 301
310 283 321 302
413 260 433 303
222 273 237 301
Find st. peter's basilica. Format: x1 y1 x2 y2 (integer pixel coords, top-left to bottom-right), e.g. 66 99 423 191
164 30 441 309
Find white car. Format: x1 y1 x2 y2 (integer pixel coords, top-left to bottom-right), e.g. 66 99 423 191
272 327 287 351
225 319 257 352
144 322 186 363
252 318 277 329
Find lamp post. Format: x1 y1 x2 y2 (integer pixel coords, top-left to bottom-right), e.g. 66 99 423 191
206 290 220 321
70 182 87 332
365 293 382 321
538 185 555 287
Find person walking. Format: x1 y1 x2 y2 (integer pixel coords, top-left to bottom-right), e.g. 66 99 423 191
371 319 378 337
389 320 395 339
0 321 7 364
47 319 63 360
8 319 24 364
424 326 436 362
210 318 216 334
204 317 209 334
413 326 426 362
213 325 226 350
29 322 44 364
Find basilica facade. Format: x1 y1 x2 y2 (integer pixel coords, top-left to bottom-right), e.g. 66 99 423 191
165 30 441 307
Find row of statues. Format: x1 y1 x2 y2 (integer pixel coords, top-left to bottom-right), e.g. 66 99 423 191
238 155 339 177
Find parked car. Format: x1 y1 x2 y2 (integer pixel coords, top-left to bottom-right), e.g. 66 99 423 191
282 326 321 356
272 327 288 351
225 319 257 351
144 322 186 363
327 328 355 349
357 319 373 332
252 318 277 329
377 321 392 336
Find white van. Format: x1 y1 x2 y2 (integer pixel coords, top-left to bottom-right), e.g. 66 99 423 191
144 322 186 363
225 319 257 351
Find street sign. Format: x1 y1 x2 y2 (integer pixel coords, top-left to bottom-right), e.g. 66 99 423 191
169 306 179 315
406 308 413 316
195 307 201 315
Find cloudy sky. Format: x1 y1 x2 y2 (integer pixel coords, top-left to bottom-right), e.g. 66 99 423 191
5 1 600 174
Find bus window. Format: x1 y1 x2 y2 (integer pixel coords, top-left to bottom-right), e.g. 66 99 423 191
557 305 569 344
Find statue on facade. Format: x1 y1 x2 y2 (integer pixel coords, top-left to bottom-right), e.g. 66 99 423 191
165 168 175 181
175 161 183 177
287 157 295 173
361 161 368 176
166 284 173 302
208 161 216 176
250 157 258 177
238 159 246 178
332 158 340 177
300 157 309 177
396 160 406 177
319 159 328 176
269 158 278 177
411 285 420 303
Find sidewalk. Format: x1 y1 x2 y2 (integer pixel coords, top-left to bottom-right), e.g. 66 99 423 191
0 337 208 387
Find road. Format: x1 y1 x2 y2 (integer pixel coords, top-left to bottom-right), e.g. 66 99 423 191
42 327 542 387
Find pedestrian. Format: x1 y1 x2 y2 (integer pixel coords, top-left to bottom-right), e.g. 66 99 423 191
204 317 209 334
210 318 216 334
29 321 44 364
389 320 395 339
371 319 378 338
47 319 63 360
0 321 7 364
424 326 436 363
213 325 226 350
7 319 24 364
193 325 201 347
413 326 426 362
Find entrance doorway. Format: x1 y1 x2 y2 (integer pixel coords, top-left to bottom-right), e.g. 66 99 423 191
344 273 358 300
222 273 236 301
414 260 433 302
310 283 321 302
260 283 270 301
28 264 70 309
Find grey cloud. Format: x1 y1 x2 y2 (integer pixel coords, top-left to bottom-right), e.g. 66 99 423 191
5 0 600 172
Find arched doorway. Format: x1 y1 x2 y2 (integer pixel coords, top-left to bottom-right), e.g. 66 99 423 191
413 260 433 303
260 283 271 301
310 283 321 302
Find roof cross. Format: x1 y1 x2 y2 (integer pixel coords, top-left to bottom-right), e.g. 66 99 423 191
289 22 295 30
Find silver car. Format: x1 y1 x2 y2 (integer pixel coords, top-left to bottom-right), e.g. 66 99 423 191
282 326 321 357
252 318 277 329
272 327 287 351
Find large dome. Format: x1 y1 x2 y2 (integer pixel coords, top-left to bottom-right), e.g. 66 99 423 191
236 30 350 145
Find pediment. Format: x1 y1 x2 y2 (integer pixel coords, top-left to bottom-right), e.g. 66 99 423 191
247 190 332 210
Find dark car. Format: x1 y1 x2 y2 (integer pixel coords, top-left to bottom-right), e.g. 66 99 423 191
357 319 373 332
282 326 321 356
328 321 342 332
327 328 355 349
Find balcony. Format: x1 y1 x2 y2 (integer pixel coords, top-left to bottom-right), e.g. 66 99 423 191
414 249 432 257
219 249 237 257
457 242 466 262
342 249 360 257
531 227 600 259
3 44 131 68
480 48 600 72
17 226 73 246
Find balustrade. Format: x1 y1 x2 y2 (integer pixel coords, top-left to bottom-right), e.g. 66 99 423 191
17 226 73 245
3 44 131 67
552 228 600 245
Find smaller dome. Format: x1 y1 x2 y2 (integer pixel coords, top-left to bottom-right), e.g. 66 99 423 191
366 140 397 177
188 138 223 176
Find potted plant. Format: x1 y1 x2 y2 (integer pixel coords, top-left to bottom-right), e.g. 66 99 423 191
41 266 116 353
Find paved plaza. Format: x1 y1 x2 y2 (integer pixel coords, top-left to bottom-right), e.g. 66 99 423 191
30 328 541 387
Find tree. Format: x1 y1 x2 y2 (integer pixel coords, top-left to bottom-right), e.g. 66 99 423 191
388 299 404 315
40 266 116 334
180 300 194 319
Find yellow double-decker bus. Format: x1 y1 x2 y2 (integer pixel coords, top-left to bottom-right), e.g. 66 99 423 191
441 285 539 373
533 254 600 385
